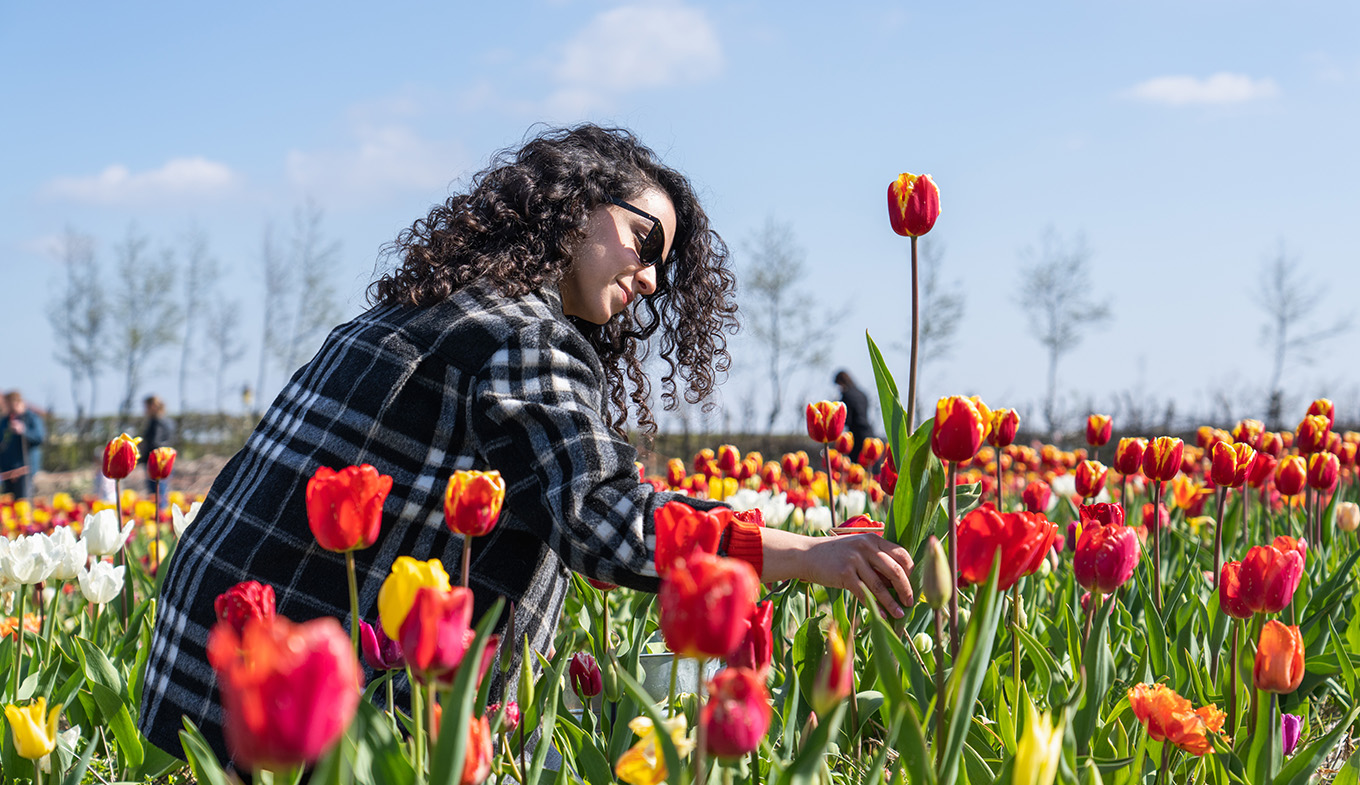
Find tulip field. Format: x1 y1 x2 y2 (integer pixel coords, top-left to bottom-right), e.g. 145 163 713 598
1 341 1359 785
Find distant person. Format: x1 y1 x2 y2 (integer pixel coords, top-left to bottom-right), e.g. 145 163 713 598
834 370 874 464
141 395 175 503
0 390 45 500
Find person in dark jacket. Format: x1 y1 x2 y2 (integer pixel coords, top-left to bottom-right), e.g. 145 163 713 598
0 390 45 500
140 394 175 503
140 125 916 769
834 370 875 464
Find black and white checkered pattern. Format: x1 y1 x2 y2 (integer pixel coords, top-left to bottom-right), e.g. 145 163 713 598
138 280 713 765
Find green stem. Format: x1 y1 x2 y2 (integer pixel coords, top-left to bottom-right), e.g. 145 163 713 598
115 478 129 626
667 654 679 717
461 534 473 589
825 444 838 528
933 609 946 772
906 235 919 431
11 586 26 700
696 657 709 785
1152 481 1163 614
387 676 397 731
411 667 426 785
43 580 60 672
947 461 960 656
1226 621 1239 739
152 480 162 575
346 551 360 658
1011 584 1022 696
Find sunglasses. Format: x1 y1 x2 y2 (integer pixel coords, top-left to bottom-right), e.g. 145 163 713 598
608 196 668 267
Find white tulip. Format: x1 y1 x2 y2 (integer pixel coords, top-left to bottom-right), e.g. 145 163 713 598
838 489 868 519
7 533 57 585
46 526 88 582
171 501 202 538
81 509 134 557
39 725 82 774
77 561 125 605
0 536 14 585
804 506 832 533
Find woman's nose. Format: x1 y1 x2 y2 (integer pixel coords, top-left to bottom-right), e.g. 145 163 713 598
635 264 657 295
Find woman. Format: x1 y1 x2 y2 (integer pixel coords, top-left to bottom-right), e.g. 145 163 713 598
139 125 915 766
140 395 174 503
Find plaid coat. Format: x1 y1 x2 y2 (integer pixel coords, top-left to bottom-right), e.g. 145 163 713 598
138 280 757 766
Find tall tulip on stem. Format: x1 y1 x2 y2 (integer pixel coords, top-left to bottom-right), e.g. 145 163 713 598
931 395 990 655
807 402 847 528
102 433 141 623
147 446 176 575
445 470 506 589
887 172 940 430
306 464 393 656
988 409 1019 510
1142 437 1183 612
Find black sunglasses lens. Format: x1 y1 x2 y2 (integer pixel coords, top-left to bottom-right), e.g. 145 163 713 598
641 224 664 266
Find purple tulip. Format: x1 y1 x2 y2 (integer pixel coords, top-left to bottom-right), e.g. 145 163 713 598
359 618 405 670
1281 713 1303 756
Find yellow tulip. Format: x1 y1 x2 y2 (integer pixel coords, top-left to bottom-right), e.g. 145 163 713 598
377 556 451 639
4 697 61 760
1013 695 1062 785
52 492 76 512
614 714 695 785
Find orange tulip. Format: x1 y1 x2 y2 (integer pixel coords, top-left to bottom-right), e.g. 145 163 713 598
459 715 494 785
1128 683 1227 756
886 172 940 237
1274 455 1307 497
987 408 1020 448
806 402 847 444
1113 437 1147 476
1210 441 1256 488
1306 452 1339 491
1074 460 1108 498
102 433 141 480
931 395 991 463
659 551 760 659
1254 621 1305 694
444 470 505 538
306 464 394 553
147 447 177 481
1086 415 1113 448
1141 437 1183 483
810 628 854 716
1295 415 1331 455
653 501 728 577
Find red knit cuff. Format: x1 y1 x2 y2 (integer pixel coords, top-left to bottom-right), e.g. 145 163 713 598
721 518 764 579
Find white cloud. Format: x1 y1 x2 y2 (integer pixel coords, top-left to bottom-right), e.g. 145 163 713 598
42 157 237 204
547 1 723 116
284 123 466 205
1125 72 1280 106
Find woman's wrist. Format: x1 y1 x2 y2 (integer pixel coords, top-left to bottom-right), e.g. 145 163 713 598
758 526 814 583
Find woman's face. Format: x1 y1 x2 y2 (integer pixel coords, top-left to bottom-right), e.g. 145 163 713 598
559 187 675 325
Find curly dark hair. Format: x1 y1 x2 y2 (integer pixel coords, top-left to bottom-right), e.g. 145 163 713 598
368 124 739 435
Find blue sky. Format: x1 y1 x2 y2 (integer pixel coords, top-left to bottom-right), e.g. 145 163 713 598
4 1 1358 435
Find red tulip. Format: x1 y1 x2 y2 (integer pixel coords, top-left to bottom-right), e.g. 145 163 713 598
1022 481 1052 513
834 514 884 534
987 408 1020 448
214 580 277 636
306 464 393 553
459 715 494 785
931 395 991 463
653 501 727 577
760 461 782 487
806 402 847 444
489 702 521 734
147 447 177 481
399 586 474 684
102 433 141 480
1086 415 1113 448
1074 460 1108 498
956 503 1058 591
726 601 774 676
207 615 362 771
1232 419 1264 449
1218 562 1253 619
702 667 772 758
1247 453 1278 488
1274 455 1307 497
1074 522 1140 593
876 451 898 495
1142 437 1184 483
694 448 715 474
1210 442 1256 488
887 172 941 237
586 578 619 592
857 437 885 467
1260 432 1286 458
1079 503 1124 528
1306 452 1339 491
444 470 505 538
1141 502 1169 532
1272 535 1308 561
570 652 603 698
1340 442 1357 469
667 459 687 488
660 551 760 659
716 445 741 476
810 628 854 716
1114 437 1147 476
834 431 855 456
1306 398 1336 429
1295 415 1330 455
1254 621 1305 694
1239 543 1305 614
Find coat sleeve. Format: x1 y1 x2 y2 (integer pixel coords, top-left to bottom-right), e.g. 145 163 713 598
468 319 760 591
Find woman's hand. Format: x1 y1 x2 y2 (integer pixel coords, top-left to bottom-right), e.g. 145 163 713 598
760 527 915 618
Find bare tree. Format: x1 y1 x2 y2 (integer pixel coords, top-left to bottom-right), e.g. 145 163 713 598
277 200 342 374
111 226 183 426
255 222 288 414
203 298 246 414
894 239 965 415
1254 242 1351 428
740 218 839 433
1017 227 1110 440
48 228 106 431
176 226 221 418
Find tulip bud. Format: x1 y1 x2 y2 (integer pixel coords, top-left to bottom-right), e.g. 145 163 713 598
834 431 855 456
1141 437 1184 483
806 401 847 444
147 447 177 481
1086 415 1113 448
1295 415 1331 455
1074 523 1141 593
912 631 934 655
602 653 622 702
1141 502 1169 532
102 433 141 480
1254 621 1305 694
1274 455 1307 497
876 451 898 495
1338 501 1360 533
1022 481 1052 513
215 580 278 636
1260 431 1285 458
1210 441 1256 488
1306 398 1336 428
1074 460 1108 499
1247 453 1277 488
716 445 741 476
810 629 854 716
444 470 506 538
1306 452 1339 491
921 535 952 610
857 437 886 467
886 172 941 237
988 408 1020 448
570 652 603 698
932 395 991 463
1282 713 1303 756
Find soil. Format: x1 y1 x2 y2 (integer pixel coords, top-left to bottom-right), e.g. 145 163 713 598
32 455 230 500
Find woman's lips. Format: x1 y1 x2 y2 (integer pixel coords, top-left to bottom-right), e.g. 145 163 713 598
618 282 632 306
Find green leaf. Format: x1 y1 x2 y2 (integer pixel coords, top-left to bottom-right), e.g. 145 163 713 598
1272 703 1360 785
1332 745 1360 785
791 616 824 711
616 668 685 785
778 702 846 785
939 557 1006 785
1328 618 1357 697
430 597 506 785
179 718 232 785
75 637 143 772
